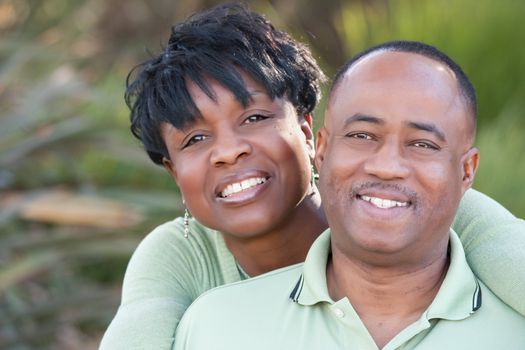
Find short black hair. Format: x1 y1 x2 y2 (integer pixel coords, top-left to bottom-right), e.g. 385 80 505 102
126 2 326 165
330 40 477 121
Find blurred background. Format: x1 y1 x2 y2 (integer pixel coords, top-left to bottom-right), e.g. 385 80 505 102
1 0 524 348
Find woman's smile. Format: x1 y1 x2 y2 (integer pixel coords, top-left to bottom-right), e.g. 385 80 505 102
215 171 271 205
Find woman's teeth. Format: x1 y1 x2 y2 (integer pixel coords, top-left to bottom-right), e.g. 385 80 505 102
220 177 267 198
360 195 408 209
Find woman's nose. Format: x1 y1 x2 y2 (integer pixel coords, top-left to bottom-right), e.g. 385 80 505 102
210 132 252 166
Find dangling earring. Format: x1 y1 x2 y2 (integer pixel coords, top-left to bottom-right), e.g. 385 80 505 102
310 164 319 193
182 199 190 238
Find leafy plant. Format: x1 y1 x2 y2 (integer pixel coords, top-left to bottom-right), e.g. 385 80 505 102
1 0 523 348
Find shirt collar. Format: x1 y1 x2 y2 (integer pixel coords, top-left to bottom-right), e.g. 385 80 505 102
425 229 482 320
290 228 481 320
290 228 333 305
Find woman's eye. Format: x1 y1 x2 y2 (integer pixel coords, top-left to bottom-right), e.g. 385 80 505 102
244 114 268 124
183 134 208 148
347 132 373 140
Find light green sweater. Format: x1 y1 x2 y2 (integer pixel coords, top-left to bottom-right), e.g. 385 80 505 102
100 189 525 349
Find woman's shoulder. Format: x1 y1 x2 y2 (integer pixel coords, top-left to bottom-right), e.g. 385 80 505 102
142 217 218 247
123 217 240 297
128 217 224 272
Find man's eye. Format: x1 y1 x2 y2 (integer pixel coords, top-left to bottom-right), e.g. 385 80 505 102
412 141 439 150
183 134 208 148
347 132 373 140
244 114 269 124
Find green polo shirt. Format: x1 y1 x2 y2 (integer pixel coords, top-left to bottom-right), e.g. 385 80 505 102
175 229 525 350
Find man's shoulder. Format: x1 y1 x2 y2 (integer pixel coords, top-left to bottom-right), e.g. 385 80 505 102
175 264 304 349
178 264 303 326
477 282 525 324
189 263 303 310
424 282 525 348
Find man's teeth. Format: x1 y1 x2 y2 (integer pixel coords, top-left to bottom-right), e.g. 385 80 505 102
360 195 408 209
221 177 267 197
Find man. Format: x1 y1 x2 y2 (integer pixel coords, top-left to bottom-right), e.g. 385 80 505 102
173 40 525 349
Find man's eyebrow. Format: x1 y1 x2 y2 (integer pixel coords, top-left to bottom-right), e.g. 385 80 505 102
406 121 446 142
343 113 384 128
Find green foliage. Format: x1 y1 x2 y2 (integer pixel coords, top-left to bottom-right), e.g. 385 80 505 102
1 0 524 348
0 1 181 348
475 97 525 216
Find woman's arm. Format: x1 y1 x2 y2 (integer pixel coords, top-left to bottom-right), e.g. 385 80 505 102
100 220 196 349
453 188 525 316
100 218 233 349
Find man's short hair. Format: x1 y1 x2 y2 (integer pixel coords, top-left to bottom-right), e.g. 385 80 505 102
330 40 477 122
126 2 325 165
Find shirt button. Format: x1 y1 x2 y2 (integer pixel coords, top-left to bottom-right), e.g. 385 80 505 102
333 307 345 318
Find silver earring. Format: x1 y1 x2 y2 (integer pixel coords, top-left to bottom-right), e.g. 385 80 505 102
310 164 319 191
182 199 190 238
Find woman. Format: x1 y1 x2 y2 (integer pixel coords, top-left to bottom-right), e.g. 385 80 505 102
101 3 525 349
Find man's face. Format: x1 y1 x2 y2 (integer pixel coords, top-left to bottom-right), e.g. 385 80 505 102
315 51 479 266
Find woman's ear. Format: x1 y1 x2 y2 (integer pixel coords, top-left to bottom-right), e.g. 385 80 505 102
162 157 178 183
461 147 480 193
300 113 315 159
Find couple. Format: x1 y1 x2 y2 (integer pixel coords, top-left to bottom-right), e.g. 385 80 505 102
102 3 525 349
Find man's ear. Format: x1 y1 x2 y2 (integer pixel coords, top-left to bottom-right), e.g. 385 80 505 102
300 113 315 159
162 157 178 183
314 127 328 174
461 147 479 193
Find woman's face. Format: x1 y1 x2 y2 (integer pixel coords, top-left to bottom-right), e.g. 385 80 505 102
161 72 315 238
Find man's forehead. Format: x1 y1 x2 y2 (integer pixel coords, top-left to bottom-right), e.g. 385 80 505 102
342 51 455 90
326 51 461 124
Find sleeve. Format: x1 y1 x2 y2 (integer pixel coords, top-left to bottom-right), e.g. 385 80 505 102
100 219 201 350
453 188 525 316
172 306 193 350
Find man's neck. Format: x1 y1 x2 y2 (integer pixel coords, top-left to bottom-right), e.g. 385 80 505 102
327 244 449 349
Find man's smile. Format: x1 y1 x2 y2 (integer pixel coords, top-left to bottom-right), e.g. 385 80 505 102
358 195 409 209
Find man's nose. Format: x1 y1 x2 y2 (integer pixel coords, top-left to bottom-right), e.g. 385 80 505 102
363 139 410 180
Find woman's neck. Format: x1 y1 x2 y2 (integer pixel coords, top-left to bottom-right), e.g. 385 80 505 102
223 191 327 276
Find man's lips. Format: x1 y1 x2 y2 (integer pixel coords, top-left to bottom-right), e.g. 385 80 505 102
351 182 418 209
358 194 409 209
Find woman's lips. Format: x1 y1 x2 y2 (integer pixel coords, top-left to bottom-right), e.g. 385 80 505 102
218 176 269 198
214 170 272 205
216 176 271 205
